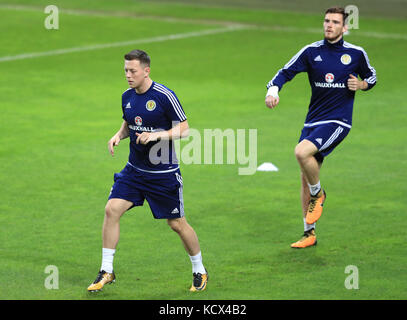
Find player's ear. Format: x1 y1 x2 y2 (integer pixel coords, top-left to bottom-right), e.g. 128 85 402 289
144 66 151 78
343 23 348 34
144 65 150 76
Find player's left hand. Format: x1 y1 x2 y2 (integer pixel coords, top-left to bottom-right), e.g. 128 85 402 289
347 74 362 91
265 95 279 109
136 132 160 145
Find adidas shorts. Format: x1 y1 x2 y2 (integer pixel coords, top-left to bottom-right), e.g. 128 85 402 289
299 122 350 163
108 163 184 219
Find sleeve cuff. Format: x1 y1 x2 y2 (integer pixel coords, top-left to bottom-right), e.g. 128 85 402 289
266 86 279 98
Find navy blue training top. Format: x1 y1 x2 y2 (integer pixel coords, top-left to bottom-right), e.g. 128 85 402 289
267 38 376 128
121 81 187 172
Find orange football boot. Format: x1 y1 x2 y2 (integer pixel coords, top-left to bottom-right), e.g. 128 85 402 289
87 270 116 292
291 229 317 248
190 269 209 292
305 189 326 224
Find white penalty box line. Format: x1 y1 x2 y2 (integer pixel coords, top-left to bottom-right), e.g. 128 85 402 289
0 26 249 63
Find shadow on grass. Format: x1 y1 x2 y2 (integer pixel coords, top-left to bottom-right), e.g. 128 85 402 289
272 246 328 272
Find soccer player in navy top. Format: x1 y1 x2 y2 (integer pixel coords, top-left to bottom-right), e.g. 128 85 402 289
88 50 208 292
265 7 376 248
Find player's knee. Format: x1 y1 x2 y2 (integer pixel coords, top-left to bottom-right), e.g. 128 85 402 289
295 144 306 162
167 218 186 234
105 203 122 220
167 219 180 233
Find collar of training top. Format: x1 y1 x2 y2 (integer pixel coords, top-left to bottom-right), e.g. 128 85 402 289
324 37 344 48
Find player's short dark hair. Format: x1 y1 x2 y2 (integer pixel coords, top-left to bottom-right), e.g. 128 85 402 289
124 49 150 67
325 7 349 25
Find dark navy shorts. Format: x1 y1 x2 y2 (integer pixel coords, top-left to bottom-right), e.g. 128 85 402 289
299 122 350 163
108 163 184 219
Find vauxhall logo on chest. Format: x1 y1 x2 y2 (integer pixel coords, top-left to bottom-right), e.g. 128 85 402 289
314 72 346 89
128 115 155 132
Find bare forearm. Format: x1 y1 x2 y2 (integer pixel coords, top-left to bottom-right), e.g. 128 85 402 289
116 120 129 140
156 121 189 141
135 121 189 145
108 120 128 156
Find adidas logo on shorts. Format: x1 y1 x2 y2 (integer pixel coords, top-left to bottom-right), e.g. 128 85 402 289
171 208 179 214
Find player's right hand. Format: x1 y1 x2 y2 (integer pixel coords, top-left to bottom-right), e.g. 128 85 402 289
108 135 121 156
265 95 279 109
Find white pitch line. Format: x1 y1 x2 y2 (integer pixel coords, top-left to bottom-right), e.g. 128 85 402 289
0 4 246 27
0 26 248 63
0 3 405 63
1 4 406 41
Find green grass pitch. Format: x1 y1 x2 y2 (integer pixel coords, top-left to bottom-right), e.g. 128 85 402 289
0 0 406 300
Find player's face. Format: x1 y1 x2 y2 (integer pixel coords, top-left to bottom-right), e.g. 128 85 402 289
323 13 347 42
124 59 150 89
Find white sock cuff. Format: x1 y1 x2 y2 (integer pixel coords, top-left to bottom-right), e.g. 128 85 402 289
189 251 206 274
308 181 321 196
189 251 202 261
303 218 316 232
102 248 116 255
